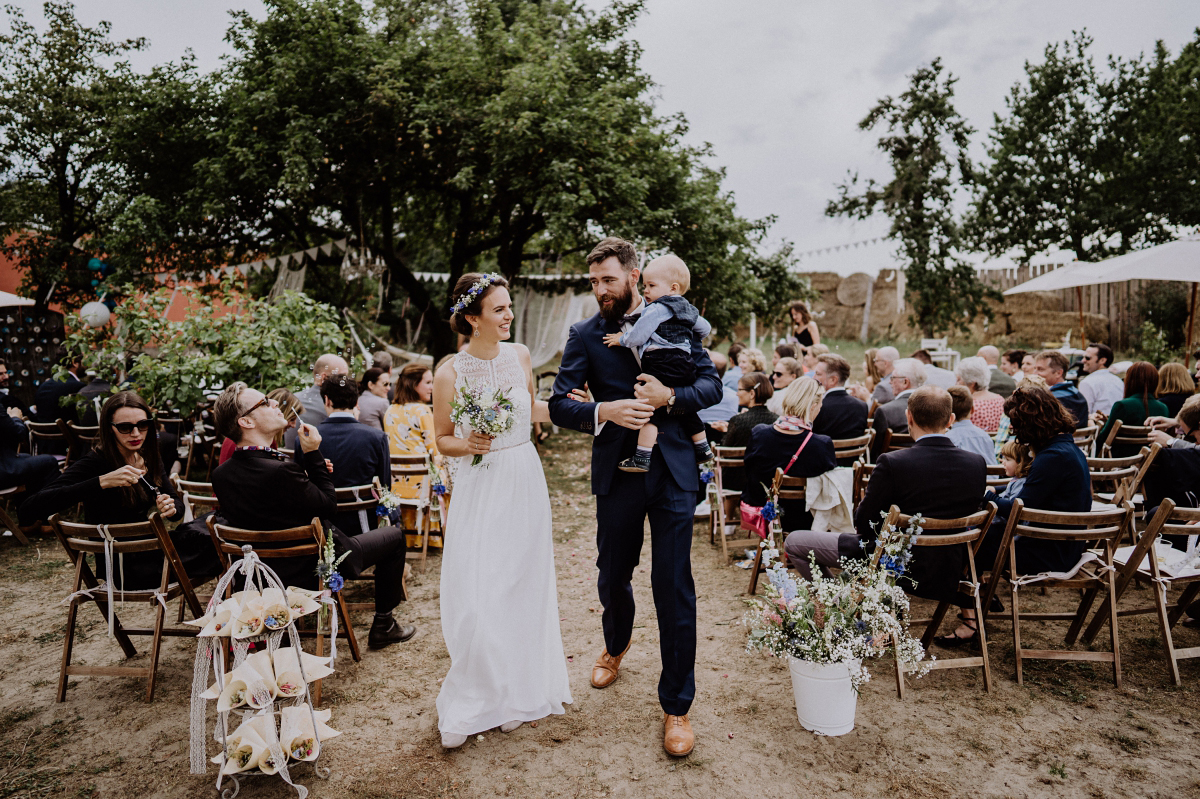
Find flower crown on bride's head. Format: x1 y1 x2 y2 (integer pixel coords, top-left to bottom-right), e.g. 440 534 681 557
450 273 504 315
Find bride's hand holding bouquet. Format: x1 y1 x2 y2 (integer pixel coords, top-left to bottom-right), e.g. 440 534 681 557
448 382 516 465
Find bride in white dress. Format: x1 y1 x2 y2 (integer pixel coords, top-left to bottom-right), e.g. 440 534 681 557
431 272 572 749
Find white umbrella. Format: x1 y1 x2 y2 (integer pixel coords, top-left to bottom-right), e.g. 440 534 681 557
1004 235 1200 364
0 291 34 307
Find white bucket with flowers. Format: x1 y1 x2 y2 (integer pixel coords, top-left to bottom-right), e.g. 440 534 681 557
745 513 933 735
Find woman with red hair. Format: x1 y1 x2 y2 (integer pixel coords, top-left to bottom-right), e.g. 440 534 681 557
1097 362 1169 458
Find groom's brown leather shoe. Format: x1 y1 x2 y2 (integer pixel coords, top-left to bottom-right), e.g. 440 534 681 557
663 713 694 756
590 641 631 688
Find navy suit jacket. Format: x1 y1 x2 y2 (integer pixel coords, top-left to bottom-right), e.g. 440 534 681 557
34 374 82 423
0 413 30 481
291 415 391 535
549 310 722 496
812 389 868 442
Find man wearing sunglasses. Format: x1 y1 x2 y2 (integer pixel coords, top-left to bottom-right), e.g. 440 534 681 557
212 382 416 650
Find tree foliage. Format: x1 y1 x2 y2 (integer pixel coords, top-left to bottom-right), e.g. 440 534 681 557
827 59 997 337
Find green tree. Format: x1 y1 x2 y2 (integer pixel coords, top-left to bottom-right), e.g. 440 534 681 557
827 59 996 337
0 1 146 308
968 31 1174 263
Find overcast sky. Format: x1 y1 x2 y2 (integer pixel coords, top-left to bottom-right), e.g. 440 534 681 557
10 1 1198 273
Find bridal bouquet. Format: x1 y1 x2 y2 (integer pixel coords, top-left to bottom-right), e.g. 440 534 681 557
744 513 933 692
448 381 516 465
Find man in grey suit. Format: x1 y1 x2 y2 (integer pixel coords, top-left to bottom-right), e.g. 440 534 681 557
871 358 926 457
286 354 348 448
978 345 1016 399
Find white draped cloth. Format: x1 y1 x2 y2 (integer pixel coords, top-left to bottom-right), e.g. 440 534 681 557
435 345 572 735
510 286 597 370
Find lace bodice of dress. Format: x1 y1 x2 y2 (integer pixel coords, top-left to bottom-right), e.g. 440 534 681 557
452 344 532 451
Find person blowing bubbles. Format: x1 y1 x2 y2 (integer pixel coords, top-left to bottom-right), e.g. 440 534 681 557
602 255 713 473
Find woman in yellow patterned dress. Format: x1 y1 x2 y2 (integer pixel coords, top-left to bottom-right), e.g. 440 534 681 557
384 362 441 545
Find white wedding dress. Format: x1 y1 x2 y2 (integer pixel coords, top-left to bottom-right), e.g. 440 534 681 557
436 344 572 736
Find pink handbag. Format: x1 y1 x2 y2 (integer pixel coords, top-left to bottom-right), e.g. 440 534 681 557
739 431 813 538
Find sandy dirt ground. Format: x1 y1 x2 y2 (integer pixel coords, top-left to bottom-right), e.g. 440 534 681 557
2 432 1199 799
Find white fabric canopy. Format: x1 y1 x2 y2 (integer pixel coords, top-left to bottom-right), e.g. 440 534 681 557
510 286 597 370
0 291 34 307
1004 235 1200 295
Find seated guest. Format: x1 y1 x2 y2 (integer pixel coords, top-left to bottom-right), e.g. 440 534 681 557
288 354 349 447
1078 342 1123 417
698 351 739 445
785 386 987 619
956 356 1005 433
1097 361 1168 457
308 376 392 535
723 343 745 391
77 366 118 425
771 343 796 370
801 343 829 378
978 345 1016 399
33 355 84 424
1148 394 1200 452
996 440 1033 501
946 386 998 465
811 354 868 461
1000 349 1026 380
20 392 220 586
0 404 60 504
993 374 1047 458
357 367 392 430
0 361 31 417
708 372 776 529
870 357 925 457
372 350 395 402
741 378 836 532
1156 362 1195 419
912 349 956 389
384 363 439 526
969 385 1093 604
220 388 303 466
869 346 900 405
736 347 767 379
212 383 415 649
1035 350 1088 428
766 357 800 416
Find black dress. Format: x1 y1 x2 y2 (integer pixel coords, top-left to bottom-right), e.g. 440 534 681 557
741 425 837 531
720 405 778 491
22 450 221 589
793 327 814 348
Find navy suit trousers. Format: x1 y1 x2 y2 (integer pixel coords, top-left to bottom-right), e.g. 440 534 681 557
595 449 697 716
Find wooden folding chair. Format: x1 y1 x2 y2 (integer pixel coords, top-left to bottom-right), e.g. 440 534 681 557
1073 425 1099 457
880 504 998 698
851 462 875 512
978 500 1131 687
1092 445 1160 527
985 464 1012 491
883 429 914 452
390 454 436 571
58 420 98 465
710 447 758 563
335 483 383 614
1101 420 1155 458
708 446 744 553
205 516 362 698
1079 500 1200 684
0 485 30 545
50 512 207 702
831 430 873 465
27 420 68 463
746 468 803 595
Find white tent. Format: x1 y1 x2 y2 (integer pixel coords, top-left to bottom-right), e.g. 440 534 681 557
1004 235 1200 363
0 291 34 307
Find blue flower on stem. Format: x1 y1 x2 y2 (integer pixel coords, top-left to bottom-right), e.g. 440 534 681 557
326 573 345 593
700 469 715 484
761 501 777 522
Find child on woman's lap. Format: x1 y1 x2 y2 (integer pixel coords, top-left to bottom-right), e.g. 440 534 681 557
602 255 713 473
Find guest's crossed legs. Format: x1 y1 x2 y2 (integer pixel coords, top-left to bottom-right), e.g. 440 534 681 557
336 524 409 613
595 457 697 716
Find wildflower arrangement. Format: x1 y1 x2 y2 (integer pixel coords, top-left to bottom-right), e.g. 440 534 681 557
450 272 504 314
744 513 933 691
448 381 515 465
429 456 447 496
315 533 350 594
375 487 402 524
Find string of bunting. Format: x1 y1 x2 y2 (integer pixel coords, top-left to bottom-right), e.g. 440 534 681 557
794 237 885 261
151 239 352 284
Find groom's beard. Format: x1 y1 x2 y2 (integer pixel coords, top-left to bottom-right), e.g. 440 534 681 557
597 281 635 322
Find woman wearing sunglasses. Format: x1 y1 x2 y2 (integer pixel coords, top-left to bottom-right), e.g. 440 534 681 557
21 391 221 588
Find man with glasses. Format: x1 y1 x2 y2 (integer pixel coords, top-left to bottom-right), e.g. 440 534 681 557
811 354 868 455
870 358 926 458
1078 342 1122 418
766 357 800 415
0 361 30 417
212 382 416 650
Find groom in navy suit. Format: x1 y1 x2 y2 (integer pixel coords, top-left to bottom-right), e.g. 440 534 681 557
549 237 721 757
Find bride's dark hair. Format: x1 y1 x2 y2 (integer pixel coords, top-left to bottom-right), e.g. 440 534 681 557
449 273 510 336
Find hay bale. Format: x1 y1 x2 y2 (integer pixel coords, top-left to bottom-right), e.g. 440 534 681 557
836 273 872 307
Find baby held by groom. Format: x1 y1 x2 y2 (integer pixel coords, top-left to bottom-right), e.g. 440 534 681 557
602 255 713 472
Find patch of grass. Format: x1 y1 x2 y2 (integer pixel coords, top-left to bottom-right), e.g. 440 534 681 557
1049 762 1067 779
0 716 82 798
29 679 49 689
1 707 36 725
1027 674 1089 704
966 737 994 755
1107 732 1142 753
